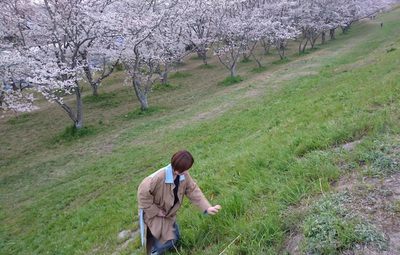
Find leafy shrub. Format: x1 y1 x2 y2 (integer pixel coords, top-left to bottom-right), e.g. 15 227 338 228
218 75 243 86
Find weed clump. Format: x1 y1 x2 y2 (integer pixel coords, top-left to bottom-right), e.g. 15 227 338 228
250 66 268 73
218 75 243 86
197 64 215 69
122 106 166 120
300 192 388 254
152 82 180 91
51 125 95 143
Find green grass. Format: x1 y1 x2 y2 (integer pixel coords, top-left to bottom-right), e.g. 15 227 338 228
1 5 400 255
272 57 291 65
196 64 216 69
83 92 122 108
169 71 192 79
6 112 36 124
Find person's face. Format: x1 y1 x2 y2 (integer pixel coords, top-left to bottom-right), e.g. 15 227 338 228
174 170 188 176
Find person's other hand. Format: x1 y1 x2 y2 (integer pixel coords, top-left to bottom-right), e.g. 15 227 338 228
206 205 222 215
157 209 166 217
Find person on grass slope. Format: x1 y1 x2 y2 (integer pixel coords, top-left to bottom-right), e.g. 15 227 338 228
137 150 221 255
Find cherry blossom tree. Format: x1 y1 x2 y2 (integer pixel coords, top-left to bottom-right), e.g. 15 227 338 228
211 0 298 74
1 0 395 118
154 3 193 86
211 1 245 79
0 0 121 129
0 0 38 113
183 0 217 65
211 0 274 77
338 0 393 34
263 1 298 60
110 0 187 110
293 0 325 53
293 0 393 50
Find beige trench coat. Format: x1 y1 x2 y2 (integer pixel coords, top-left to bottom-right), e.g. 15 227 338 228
137 164 211 248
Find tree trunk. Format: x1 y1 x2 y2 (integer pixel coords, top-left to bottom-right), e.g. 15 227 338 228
0 91 5 108
260 38 271 54
75 85 83 129
83 56 120 97
321 31 326 44
299 40 301 53
277 44 285 60
132 79 150 111
299 36 307 53
329 28 336 40
202 55 208 65
250 50 263 67
92 83 98 96
196 47 208 65
310 38 315 48
161 62 169 86
132 78 150 111
341 25 349 34
54 83 83 129
161 72 168 86
140 98 149 110
242 52 249 61
309 31 315 49
299 37 309 53
230 65 235 78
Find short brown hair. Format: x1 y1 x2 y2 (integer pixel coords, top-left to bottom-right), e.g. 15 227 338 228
171 150 194 173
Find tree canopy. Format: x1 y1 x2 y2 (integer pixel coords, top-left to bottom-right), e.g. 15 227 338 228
0 0 394 128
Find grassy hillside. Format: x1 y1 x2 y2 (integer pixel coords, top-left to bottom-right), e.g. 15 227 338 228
1 4 400 255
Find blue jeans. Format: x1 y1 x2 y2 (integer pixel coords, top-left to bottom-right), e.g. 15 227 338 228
152 221 181 254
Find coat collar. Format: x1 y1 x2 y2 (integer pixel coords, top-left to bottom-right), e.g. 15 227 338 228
165 164 185 183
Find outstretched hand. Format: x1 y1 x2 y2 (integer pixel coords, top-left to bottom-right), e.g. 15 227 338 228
206 205 222 215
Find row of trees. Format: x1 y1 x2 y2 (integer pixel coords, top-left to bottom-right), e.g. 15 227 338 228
0 0 393 129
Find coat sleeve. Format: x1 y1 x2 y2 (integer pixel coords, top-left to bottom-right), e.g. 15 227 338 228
137 177 160 219
184 174 211 213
